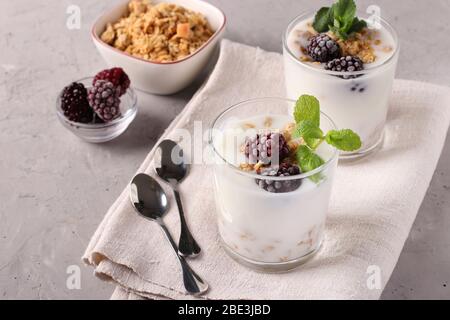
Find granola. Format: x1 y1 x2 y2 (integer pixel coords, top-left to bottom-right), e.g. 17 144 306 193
100 0 214 63
335 30 377 64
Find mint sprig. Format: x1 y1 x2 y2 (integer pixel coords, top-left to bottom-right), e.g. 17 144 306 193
293 95 320 126
325 129 362 151
312 7 334 33
293 120 324 141
293 120 324 149
296 145 325 183
292 94 362 181
312 0 367 40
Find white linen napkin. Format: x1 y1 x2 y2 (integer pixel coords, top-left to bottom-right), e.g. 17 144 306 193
83 39 450 300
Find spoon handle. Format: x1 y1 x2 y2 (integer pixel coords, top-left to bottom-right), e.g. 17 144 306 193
173 189 202 257
157 218 208 295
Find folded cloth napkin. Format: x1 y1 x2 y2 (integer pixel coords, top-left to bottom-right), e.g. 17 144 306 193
83 39 450 300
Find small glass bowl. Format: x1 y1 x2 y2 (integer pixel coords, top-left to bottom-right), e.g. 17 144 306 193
56 77 137 143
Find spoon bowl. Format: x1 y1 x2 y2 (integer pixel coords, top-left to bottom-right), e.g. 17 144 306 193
155 139 188 183
130 173 169 220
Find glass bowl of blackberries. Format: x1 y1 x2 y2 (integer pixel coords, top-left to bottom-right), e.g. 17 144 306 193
56 68 137 143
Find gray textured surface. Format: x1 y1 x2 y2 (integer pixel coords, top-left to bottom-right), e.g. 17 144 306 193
0 0 448 300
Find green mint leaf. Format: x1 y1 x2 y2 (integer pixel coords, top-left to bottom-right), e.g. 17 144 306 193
330 25 349 40
333 18 341 29
293 120 324 149
296 145 325 171
328 0 366 40
330 25 345 40
293 120 324 140
325 129 362 151
294 95 320 127
333 0 356 24
309 172 324 184
296 145 325 183
331 16 352 39
348 17 367 34
312 7 333 32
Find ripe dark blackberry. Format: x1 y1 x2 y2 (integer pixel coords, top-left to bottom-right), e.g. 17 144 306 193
255 163 302 193
93 114 105 124
307 34 341 62
325 56 364 79
60 82 94 123
93 68 130 96
88 80 121 122
244 132 290 164
349 82 367 93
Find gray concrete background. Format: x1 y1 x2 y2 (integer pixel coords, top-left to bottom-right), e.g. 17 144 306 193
0 0 449 299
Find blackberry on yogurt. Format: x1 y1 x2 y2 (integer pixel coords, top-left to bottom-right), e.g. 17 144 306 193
325 56 364 79
244 132 290 164
306 34 341 63
255 163 302 193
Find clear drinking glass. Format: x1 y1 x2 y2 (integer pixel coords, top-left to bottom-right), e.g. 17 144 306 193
209 98 338 272
283 11 399 159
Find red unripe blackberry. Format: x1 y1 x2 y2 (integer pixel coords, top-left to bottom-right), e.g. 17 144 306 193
93 68 130 96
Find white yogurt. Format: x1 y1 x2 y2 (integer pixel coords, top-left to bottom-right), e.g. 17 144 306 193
212 114 337 265
283 15 399 155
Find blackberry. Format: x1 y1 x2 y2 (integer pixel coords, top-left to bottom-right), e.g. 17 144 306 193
93 68 130 96
255 163 302 193
244 132 290 164
307 34 341 62
88 80 121 122
349 82 367 93
93 114 105 124
60 82 94 123
325 56 364 79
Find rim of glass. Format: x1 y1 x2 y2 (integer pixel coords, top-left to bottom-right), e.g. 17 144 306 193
56 77 138 129
209 97 339 181
282 10 400 77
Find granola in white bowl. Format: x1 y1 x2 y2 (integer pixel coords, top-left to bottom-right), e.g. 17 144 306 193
101 0 214 63
91 0 226 94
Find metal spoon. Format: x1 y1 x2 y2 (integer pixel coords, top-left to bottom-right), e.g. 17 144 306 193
130 173 208 295
154 139 201 257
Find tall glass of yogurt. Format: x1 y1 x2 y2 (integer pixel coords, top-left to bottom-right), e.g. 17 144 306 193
209 98 338 272
283 11 399 158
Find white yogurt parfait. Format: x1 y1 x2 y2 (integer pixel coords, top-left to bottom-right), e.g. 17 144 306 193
209 97 353 272
283 1 399 158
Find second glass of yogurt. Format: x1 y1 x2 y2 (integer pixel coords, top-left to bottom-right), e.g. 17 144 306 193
209 98 338 272
283 11 399 158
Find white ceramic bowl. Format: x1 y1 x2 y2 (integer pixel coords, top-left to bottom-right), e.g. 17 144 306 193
91 0 226 95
